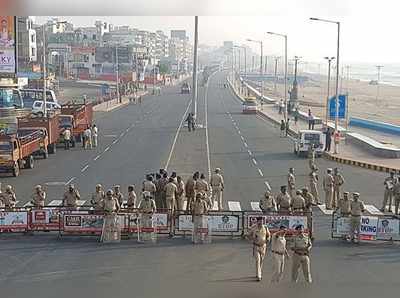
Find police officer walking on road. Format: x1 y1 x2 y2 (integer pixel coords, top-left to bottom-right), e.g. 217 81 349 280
31 185 46 208
287 168 296 198
309 165 321 205
323 168 334 210
381 171 396 212
271 226 289 283
210 168 225 211
291 225 312 284
63 184 81 208
350 192 365 243
186 113 196 132
333 168 345 209
248 217 270 282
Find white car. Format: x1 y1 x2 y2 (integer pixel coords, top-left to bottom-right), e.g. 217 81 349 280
294 130 325 157
32 100 61 116
242 99 258 114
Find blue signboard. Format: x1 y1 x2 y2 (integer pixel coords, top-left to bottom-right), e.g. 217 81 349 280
329 94 347 119
101 83 109 96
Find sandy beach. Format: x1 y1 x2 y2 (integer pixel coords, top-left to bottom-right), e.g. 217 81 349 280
262 73 400 126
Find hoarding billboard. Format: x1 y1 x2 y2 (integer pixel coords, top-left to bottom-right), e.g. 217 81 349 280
0 16 16 76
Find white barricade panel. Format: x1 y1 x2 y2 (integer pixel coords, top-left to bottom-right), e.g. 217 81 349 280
251 201 261 212
318 204 334 215
212 201 218 211
365 205 384 216
49 200 63 206
23 201 33 207
228 201 242 211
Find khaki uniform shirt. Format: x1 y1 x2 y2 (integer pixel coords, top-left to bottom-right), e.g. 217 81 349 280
1 191 17 207
291 195 306 211
249 225 270 247
32 191 46 207
334 173 345 188
276 192 291 210
351 200 365 216
91 191 105 208
271 233 287 254
309 172 318 184
176 180 185 198
193 198 208 215
210 173 224 190
102 197 120 213
114 191 124 205
323 174 334 190
303 192 315 210
63 190 80 206
139 198 156 213
339 198 351 215
195 179 209 194
384 177 395 190
127 191 137 208
185 178 196 197
288 173 296 189
165 182 177 198
259 196 276 211
293 233 312 253
143 181 156 194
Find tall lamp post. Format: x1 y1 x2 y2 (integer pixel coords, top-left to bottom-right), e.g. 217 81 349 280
324 56 335 126
273 56 281 95
246 39 263 100
235 45 247 80
375 65 383 104
267 32 287 122
310 17 341 153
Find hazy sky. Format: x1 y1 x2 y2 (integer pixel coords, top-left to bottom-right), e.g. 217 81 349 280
33 0 400 64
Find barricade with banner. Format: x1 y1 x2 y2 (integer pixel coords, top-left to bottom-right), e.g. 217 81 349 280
0 210 29 232
331 212 400 241
245 213 309 236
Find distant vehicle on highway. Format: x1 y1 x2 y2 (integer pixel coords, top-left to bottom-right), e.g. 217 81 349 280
32 101 61 116
20 89 57 108
181 82 191 94
294 130 325 157
242 97 258 114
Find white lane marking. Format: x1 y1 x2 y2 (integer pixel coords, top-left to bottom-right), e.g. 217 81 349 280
44 181 66 186
365 204 384 215
248 150 252 156
94 155 101 161
77 200 86 206
81 165 89 172
244 142 248 148
103 134 117 138
164 99 192 170
104 146 110 152
318 204 334 215
125 128 130 132
65 177 76 185
258 168 264 177
251 201 262 212
252 158 258 165
240 136 245 141
49 200 63 206
112 139 118 144
228 201 242 211
119 132 125 138
24 201 33 207
264 181 272 191
237 130 241 134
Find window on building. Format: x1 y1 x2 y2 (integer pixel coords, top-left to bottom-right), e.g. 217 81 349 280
92 34 96 40
31 47 36 57
31 34 35 43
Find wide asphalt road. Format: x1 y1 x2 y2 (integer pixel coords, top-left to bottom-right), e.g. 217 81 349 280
1 71 398 298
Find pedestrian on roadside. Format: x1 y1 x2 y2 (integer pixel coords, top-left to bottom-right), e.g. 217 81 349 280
91 124 98 147
280 120 285 137
393 178 400 215
271 225 289 283
186 113 196 132
325 128 332 152
84 126 92 149
381 171 396 212
308 109 315 130
294 107 299 125
91 184 105 211
323 168 334 210
113 185 124 206
278 99 284 114
63 128 71 150
285 118 290 136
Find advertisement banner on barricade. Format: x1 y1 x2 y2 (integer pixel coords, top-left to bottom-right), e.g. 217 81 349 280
332 216 351 238
63 214 124 234
360 216 378 241
246 214 308 234
152 213 169 231
0 211 28 231
376 218 400 241
177 214 240 233
30 209 60 230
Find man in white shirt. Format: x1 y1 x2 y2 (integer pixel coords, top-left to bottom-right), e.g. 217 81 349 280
63 128 71 150
91 124 98 147
84 127 92 149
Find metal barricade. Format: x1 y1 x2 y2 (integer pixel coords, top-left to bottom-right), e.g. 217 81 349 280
100 213 121 243
192 215 212 244
138 213 157 243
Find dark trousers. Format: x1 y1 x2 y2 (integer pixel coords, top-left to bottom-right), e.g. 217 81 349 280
188 122 195 132
64 140 70 150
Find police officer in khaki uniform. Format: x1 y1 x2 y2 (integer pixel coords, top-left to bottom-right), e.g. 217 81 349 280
333 168 345 209
192 192 209 244
63 184 80 207
127 185 137 209
276 186 291 212
185 172 199 211
323 168 334 210
143 175 157 198
287 168 296 198
393 179 400 215
271 225 289 283
176 176 186 211
101 189 121 213
338 191 351 216
309 165 321 204
302 187 315 240
31 185 46 208
350 192 365 243
291 225 312 283
381 171 396 212
91 184 105 211
210 168 225 210
100 189 121 243
1 185 17 209
156 173 168 209
165 178 178 237
138 191 157 240
291 190 306 212
195 173 210 196
113 185 124 206
248 217 270 281
259 191 277 213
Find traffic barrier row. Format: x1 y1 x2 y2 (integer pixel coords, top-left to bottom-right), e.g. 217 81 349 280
0 207 312 239
331 211 400 241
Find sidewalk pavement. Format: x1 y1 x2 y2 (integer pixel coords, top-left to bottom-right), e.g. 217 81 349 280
228 79 400 173
93 91 148 112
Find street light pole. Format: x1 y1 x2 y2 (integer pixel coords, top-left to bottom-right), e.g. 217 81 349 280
42 24 47 117
376 65 383 104
246 39 264 100
324 56 335 126
273 56 280 95
310 17 341 153
191 16 199 118
115 46 121 103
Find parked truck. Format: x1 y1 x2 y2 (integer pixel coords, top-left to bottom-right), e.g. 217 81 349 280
59 103 93 145
0 129 48 176
18 114 60 154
